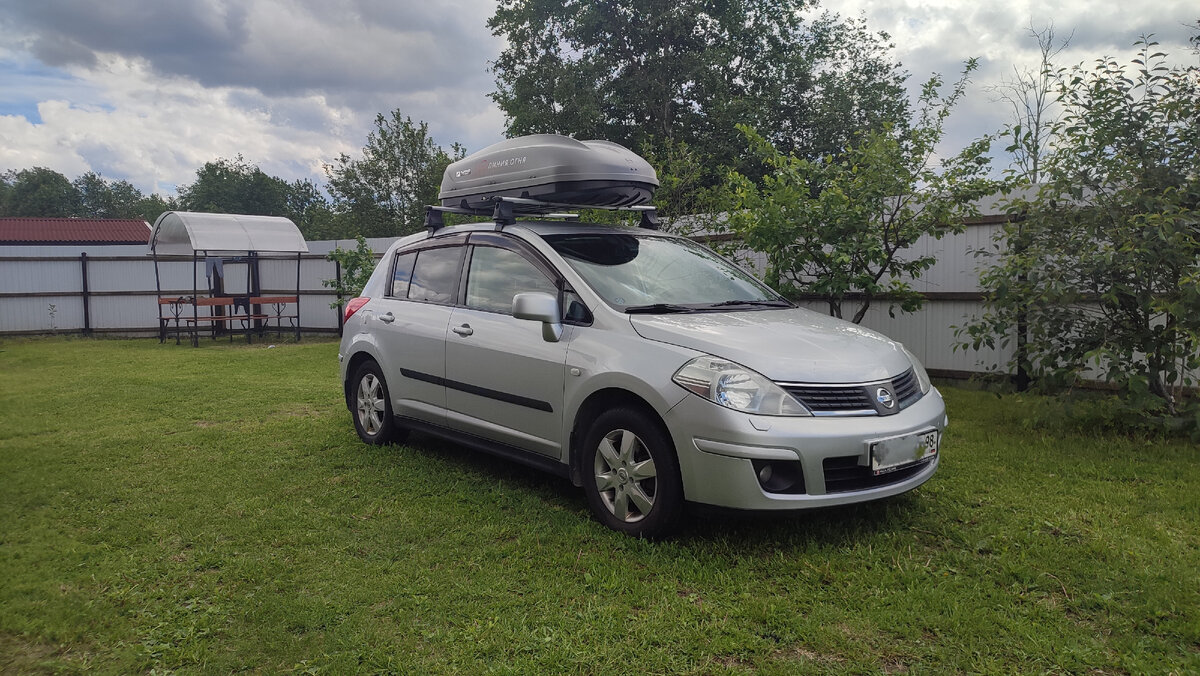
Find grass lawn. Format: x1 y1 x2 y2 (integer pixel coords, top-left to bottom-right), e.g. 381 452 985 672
1 337 1197 674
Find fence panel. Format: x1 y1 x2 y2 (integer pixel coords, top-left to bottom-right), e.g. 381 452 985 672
0 233 1020 375
0 239 398 336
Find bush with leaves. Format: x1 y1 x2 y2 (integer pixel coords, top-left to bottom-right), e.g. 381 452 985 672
960 37 1200 421
724 63 996 323
323 236 376 309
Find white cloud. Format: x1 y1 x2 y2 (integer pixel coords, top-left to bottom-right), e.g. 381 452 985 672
819 0 1198 171
1 0 1195 195
0 54 363 194
0 0 509 195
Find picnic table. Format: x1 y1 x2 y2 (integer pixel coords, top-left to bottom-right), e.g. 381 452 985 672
158 295 300 346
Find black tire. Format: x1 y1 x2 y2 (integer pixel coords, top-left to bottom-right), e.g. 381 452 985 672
581 406 683 538
350 361 407 445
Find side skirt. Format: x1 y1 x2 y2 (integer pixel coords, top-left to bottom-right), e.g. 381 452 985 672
396 416 571 480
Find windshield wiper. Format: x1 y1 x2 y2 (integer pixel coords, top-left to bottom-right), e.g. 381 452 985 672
705 299 794 308
623 303 698 314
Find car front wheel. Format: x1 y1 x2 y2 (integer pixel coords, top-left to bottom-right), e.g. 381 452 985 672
582 407 683 538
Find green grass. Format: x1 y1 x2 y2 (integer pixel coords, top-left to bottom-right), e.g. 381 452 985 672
1 337 1197 674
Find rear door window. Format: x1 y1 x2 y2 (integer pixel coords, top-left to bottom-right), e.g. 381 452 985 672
408 247 462 303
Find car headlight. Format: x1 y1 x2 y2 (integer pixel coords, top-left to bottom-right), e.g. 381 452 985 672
672 356 811 416
900 345 932 394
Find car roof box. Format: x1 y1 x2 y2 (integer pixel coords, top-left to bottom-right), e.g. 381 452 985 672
439 134 658 211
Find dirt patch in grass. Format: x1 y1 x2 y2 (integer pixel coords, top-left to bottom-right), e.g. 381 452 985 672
772 645 845 665
0 633 93 673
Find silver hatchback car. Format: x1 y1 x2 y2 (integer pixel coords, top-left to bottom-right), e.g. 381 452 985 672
338 220 946 537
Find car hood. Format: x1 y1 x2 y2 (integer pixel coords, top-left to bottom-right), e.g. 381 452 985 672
629 308 912 383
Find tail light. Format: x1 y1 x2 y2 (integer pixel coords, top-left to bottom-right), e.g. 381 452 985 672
344 297 370 321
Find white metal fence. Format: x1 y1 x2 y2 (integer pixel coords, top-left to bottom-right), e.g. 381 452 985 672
709 219 1013 378
1 230 1014 376
0 238 396 338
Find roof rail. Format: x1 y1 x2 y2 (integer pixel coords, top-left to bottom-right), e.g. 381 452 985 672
423 196 658 233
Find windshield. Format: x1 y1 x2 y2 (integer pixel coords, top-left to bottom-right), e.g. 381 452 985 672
543 233 788 312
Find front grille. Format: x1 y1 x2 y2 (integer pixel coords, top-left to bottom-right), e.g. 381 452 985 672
892 369 921 407
782 385 873 412
782 368 923 416
822 455 931 493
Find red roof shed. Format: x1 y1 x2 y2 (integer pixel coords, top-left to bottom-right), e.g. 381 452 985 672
0 217 151 245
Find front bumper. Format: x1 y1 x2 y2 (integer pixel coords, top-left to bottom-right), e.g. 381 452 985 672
664 387 947 510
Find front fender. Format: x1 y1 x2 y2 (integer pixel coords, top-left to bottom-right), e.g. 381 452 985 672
561 328 698 461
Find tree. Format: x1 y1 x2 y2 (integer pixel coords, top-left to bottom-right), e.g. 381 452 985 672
135 193 177 225
177 155 292 216
74 172 149 219
786 15 912 164
990 22 1073 184
176 156 330 236
635 138 730 234
488 2 908 184
0 171 13 214
4 167 81 217
986 22 1073 390
325 112 464 238
323 235 375 308
282 177 336 240
725 63 996 323
961 37 1200 416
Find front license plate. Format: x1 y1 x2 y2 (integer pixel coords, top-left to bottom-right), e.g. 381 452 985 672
870 429 939 475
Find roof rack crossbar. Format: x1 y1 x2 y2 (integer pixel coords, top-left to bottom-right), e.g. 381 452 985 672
425 196 658 232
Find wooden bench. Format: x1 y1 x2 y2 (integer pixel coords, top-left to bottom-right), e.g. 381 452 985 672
188 297 265 345
158 295 300 346
249 296 300 342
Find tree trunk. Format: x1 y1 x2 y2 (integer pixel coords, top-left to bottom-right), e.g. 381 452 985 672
851 299 871 325
828 299 842 319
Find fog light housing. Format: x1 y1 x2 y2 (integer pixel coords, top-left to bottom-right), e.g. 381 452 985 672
757 464 773 484
751 460 806 494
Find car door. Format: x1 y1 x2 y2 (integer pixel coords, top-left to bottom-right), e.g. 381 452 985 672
443 233 570 457
371 237 465 426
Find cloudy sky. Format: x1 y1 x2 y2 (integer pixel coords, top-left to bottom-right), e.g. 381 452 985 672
0 0 1195 196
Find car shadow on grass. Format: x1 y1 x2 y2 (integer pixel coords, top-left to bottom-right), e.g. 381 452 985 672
384 431 933 549
396 431 580 501
678 494 929 547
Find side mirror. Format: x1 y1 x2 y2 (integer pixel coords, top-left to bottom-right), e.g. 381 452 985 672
512 292 563 342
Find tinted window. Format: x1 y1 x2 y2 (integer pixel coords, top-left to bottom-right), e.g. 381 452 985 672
465 246 556 314
391 251 416 298
409 247 461 303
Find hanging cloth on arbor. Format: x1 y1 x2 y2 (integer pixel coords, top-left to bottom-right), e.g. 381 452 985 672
205 256 224 281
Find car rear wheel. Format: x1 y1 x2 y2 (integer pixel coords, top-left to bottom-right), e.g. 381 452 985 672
351 361 407 445
582 407 683 538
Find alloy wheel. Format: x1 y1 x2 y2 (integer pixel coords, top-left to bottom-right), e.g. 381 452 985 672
593 428 658 522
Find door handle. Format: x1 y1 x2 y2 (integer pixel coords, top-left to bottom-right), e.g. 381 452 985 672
452 324 474 336
379 312 395 324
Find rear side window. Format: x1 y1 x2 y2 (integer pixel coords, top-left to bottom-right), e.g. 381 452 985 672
391 251 416 298
465 246 556 314
408 247 461 303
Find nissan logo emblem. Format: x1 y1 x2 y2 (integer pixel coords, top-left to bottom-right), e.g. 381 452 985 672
876 387 895 409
